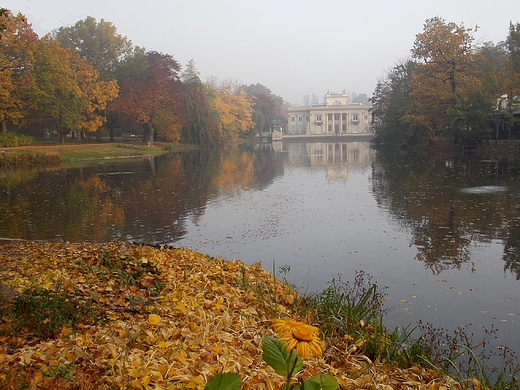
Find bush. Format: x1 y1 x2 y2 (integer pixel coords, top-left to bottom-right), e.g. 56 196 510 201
0 132 35 147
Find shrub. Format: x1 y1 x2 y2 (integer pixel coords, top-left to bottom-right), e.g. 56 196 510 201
0 132 35 147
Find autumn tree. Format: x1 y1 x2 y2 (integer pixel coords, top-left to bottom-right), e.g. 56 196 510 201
405 17 490 143
0 10 38 133
54 16 136 141
27 36 117 143
111 51 184 144
54 16 133 80
206 78 254 142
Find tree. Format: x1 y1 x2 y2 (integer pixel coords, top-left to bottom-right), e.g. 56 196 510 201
180 60 220 146
28 36 117 144
371 60 418 145
206 78 254 142
406 17 488 143
111 51 184 144
54 16 135 141
240 83 285 135
54 16 133 80
0 10 38 133
503 22 520 137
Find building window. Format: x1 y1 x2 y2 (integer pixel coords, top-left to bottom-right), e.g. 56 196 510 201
328 113 333 120
305 115 309 121
291 125 296 133
334 113 340 121
342 124 346 131
298 116 302 122
298 125 303 133
291 116 295 122
333 100 341 105
316 115 322 122
353 114 359 121
364 114 368 119
328 124 332 132
342 113 347 121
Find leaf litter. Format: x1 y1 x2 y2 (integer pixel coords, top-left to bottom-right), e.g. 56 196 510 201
0 241 462 389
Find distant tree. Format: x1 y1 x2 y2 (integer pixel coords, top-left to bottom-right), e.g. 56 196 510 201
180 60 219 146
207 78 254 141
181 58 201 83
0 10 38 133
405 17 489 143
371 59 418 145
240 83 285 134
111 51 184 144
54 16 133 80
27 37 118 144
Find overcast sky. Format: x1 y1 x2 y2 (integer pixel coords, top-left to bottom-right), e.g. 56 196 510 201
4 0 520 104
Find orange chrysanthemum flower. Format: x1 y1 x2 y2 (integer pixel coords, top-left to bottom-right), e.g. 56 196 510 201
272 319 322 359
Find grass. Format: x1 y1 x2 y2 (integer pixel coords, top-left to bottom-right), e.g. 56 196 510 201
286 270 520 389
1 139 195 166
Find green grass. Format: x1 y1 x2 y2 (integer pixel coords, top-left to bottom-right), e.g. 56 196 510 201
291 270 520 389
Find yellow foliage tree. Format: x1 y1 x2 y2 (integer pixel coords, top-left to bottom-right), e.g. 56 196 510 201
206 78 254 141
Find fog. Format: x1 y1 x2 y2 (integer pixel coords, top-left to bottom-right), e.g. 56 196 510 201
5 0 520 104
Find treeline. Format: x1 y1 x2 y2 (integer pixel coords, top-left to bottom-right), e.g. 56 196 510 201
0 10 286 146
371 17 520 147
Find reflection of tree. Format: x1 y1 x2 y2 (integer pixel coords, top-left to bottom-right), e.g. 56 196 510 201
502 200 520 279
372 149 520 276
0 145 285 245
0 169 125 241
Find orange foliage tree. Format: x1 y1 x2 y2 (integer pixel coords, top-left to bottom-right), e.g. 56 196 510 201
0 10 38 133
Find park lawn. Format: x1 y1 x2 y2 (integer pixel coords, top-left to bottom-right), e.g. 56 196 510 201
9 141 185 162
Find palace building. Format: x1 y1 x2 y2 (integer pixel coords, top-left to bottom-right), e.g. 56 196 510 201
286 90 371 136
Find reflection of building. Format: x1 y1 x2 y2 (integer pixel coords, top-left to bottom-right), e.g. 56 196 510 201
285 141 373 182
287 90 371 135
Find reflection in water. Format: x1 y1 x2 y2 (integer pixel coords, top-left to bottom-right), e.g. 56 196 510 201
1 142 520 356
460 185 508 194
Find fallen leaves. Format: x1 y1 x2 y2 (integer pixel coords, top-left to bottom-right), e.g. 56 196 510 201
0 241 462 389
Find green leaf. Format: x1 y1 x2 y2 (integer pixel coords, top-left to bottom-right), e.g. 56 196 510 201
306 374 339 390
300 379 320 390
262 336 303 377
204 372 242 390
262 336 290 376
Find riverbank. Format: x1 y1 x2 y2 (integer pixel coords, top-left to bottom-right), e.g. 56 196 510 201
0 140 195 167
0 241 462 389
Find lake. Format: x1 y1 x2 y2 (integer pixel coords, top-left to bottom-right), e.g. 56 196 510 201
1 141 519 360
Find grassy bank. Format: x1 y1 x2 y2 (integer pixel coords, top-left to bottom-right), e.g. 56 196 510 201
1 141 194 167
0 241 495 389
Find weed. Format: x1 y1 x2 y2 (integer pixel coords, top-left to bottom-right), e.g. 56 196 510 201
0 285 97 340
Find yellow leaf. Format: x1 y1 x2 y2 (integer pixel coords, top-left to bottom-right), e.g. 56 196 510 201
148 314 161 325
61 326 72 337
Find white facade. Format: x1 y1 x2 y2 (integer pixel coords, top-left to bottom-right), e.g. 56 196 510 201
287 91 371 135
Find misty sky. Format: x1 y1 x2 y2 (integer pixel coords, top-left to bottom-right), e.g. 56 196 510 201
4 0 520 104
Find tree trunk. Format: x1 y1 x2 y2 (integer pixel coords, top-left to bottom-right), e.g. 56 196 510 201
95 128 103 142
1 119 7 134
